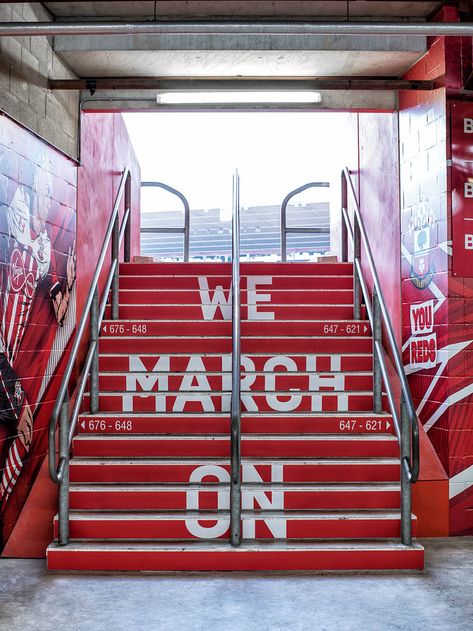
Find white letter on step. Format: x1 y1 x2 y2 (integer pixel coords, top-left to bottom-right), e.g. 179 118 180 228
124 355 170 412
264 356 302 412
198 277 231 320
186 465 230 538
247 276 274 320
242 464 286 539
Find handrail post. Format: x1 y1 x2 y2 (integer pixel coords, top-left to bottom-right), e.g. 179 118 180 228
400 393 412 545
124 173 132 263
111 212 120 320
281 198 287 262
230 170 241 547
353 215 362 320
341 171 348 262
58 393 70 546
90 287 99 415
372 290 383 414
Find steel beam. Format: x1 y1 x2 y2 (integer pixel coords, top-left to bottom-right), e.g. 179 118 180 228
49 77 435 91
1 20 473 37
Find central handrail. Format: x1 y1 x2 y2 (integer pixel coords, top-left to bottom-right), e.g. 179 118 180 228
141 181 190 261
48 167 132 545
230 169 241 547
280 181 330 262
341 167 419 545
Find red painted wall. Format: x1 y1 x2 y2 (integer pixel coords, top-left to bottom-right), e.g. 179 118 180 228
2 112 141 557
0 113 77 548
77 113 141 326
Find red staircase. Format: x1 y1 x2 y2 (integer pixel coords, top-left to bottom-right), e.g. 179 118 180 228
47 262 424 571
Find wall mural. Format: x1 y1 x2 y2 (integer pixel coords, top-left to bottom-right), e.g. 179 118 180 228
401 97 473 535
0 115 76 546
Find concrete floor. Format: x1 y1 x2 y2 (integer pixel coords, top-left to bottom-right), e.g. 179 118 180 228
0 539 472 631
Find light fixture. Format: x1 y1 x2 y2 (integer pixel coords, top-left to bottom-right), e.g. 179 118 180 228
156 91 322 105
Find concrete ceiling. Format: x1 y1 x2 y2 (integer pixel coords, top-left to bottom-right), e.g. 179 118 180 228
44 2 444 20
42 1 444 110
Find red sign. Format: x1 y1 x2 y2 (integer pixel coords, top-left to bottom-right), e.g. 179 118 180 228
451 101 473 276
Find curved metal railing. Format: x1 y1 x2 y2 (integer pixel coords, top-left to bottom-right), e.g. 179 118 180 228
341 167 419 545
280 181 330 262
141 181 190 261
48 168 132 545
230 169 241 547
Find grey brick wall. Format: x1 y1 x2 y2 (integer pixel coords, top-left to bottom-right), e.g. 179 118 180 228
0 3 79 157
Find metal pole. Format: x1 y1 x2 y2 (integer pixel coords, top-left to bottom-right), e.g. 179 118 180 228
372 291 383 414
353 216 361 320
111 214 119 320
341 172 348 263
4 21 473 38
58 395 70 546
230 170 241 547
400 393 412 545
124 173 131 263
90 287 99 415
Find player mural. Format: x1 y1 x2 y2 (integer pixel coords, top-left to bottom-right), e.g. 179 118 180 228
0 116 76 546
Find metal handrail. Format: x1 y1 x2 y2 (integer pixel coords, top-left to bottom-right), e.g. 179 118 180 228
340 167 419 546
281 181 330 262
48 168 132 545
141 181 190 261
230 169 241 547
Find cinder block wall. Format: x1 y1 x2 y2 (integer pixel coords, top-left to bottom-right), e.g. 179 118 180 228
0 3 79 157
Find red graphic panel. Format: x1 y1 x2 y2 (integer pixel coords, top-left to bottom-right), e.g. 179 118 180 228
0 115 77 547
451 101 473 277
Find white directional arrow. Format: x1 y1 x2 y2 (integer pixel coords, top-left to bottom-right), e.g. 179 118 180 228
80 420 85 430
364 325 368 333
386 420 391 430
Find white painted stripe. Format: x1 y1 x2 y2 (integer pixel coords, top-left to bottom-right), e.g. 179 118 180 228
425 382 473 432
449 465 473 499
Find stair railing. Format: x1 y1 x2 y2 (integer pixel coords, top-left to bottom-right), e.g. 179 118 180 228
48 167 132 546
280 181 330 262
141 181 190 261
340 167 419 546
230 169 242 547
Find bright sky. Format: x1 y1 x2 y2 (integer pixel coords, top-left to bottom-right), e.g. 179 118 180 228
123 112 348 217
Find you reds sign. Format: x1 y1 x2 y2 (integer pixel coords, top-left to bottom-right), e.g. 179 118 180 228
410 300 434 336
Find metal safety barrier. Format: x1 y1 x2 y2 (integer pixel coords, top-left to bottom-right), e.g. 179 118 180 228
340 167 419 546
280 181 330 262
48 168 132 545
141 181 190 261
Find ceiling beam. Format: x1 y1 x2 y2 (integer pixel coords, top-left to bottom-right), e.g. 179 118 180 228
50 77 435 91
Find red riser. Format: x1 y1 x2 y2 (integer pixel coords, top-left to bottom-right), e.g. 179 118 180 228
98 337 373 354
100 321 371 337
120 275 354 290
69 461 400 484
72 436 398 459
116 289 353 306
119 262 353 276
69 487 401 511
98 354 374 373
82 392 386 413
56 514 412 541
104 305 363 320
46 545 424 572
78 414 394 435
97 374 374 392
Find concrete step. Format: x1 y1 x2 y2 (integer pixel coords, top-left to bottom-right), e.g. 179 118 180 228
69 458 401 484
78 412 394 435
72 434 399 459
46 539 424 572
69 483 402 511
82 391 388 413
55 510 415 541
98 353 374 373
